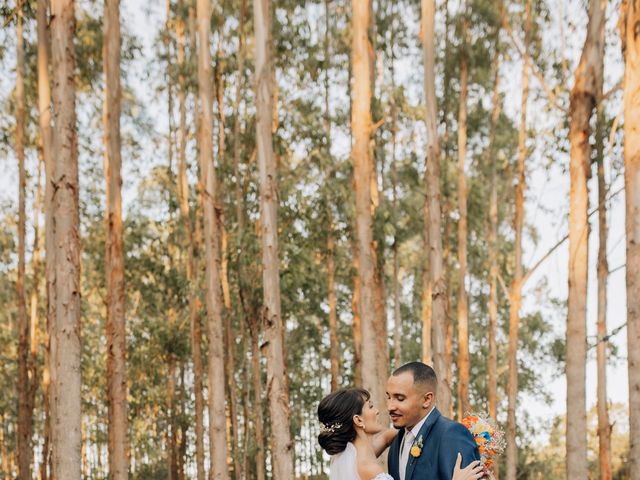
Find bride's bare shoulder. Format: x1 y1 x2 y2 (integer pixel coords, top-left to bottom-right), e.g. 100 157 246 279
357 458 384 480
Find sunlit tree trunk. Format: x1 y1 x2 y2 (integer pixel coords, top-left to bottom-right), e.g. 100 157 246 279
214 18 241 478
37 0 54 476
351 0 388 421
595 106 612 480
29 153 43 480
50 0 81 477
352 241 363 385
15 2 31 477
196 0 228 477
175 5 206 478
456 5 470 419
487 39 501 480
103 1 129 477
323 0 340 390
253 0 294 476
566 1 605 478
620 1 640 477
506 3 531 479
389 14 402 368
421 0 451 414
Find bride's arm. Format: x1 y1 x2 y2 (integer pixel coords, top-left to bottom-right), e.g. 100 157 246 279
372 429 399 457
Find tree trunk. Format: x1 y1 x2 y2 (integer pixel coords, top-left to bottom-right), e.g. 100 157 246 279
50 0 81 478
166 354 178 480
253 0 294 476
351 0 387 421
29 150 43 477
37 0 54 476
175 5 206 478
15 2 32 477
506 3 530 479
250 316 266 480
352 240 363 386
621 1 640 477
456 6 470 419
214 18 241 479
595 106 612 480
323 0 340 391
487 49 501 421
566 1 605 479
103 1 129 478
196 0 229 477
421 0 451 414
487 41 501 480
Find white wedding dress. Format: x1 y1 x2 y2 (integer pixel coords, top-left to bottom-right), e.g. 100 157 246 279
330 442 393 480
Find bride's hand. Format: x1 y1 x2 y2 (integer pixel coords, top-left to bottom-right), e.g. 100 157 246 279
452 453 484 480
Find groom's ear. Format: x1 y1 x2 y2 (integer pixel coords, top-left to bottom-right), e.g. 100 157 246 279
422 391 434 408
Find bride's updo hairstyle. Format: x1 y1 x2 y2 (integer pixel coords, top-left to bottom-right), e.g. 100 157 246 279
317 388 370 455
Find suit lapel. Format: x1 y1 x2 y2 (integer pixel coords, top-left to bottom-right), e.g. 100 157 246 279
389 428 405 480
405 408 441 480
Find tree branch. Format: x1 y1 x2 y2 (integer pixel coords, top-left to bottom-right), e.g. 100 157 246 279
521 186 624 286
501 13 568 114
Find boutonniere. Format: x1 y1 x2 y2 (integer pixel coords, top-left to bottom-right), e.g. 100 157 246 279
410 435 424 458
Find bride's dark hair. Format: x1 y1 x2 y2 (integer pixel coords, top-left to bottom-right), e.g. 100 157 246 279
317 387 370 455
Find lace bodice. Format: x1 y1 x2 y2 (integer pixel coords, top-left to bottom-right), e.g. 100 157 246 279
330 443 394 480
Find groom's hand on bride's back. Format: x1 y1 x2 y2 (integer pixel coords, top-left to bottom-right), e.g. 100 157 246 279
440 421 481 477
452 453 484 480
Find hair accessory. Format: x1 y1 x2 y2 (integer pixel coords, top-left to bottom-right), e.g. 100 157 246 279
319 422 342 434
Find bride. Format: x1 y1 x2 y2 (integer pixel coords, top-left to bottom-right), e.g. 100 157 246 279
318 388 483 480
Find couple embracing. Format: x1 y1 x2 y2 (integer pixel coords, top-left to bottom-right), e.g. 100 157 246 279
318 362 485 480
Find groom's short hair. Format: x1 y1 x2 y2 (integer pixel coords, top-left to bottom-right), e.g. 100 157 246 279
392 362 437 392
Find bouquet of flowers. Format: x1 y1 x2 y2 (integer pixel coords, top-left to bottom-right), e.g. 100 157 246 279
461 413 505 479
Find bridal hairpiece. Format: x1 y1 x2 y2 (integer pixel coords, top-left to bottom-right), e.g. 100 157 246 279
319 422 342 434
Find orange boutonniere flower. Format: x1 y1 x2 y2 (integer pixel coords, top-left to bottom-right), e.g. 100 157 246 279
410 435 424 458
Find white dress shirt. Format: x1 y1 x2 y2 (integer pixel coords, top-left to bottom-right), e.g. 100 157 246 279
399 407 434 480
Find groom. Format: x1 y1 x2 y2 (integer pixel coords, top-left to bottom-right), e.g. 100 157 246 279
386 362 480 480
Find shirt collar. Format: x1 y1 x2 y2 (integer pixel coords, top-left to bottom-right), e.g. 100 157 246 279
407 406 434 439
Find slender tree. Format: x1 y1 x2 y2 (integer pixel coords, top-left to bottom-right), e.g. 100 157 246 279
487 40 501 426
566 1 606 478
37 0 54 476
323 0 340 392
50 0 81 477
196 0 228 477
485 25 502 479
175 3 206 478
253 0 294 475
351 0 388 418
103 0 128 477
15 2 31 477
506 2 531 478
595 106 612 480
456 1 470 419
421 0 451 414
620 1 640 477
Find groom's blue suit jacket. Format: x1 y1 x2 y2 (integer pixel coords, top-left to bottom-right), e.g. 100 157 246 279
387 408 480 480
